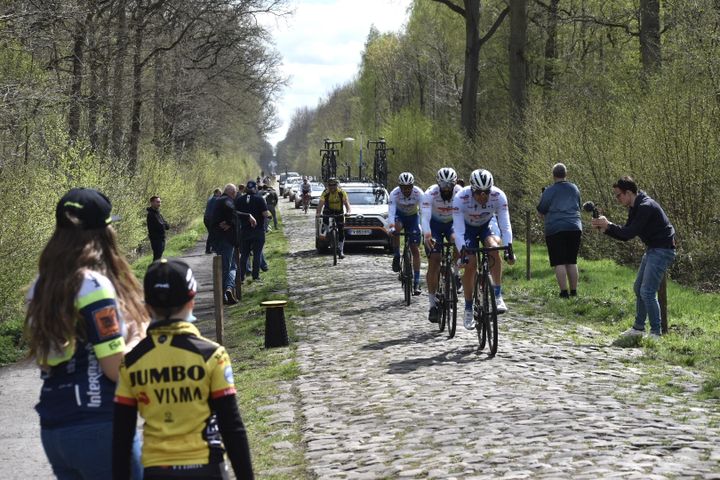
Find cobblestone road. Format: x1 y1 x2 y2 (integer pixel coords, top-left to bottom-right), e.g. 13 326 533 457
280 200 720 479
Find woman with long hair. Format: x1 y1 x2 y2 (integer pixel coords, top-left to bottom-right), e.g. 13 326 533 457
24 188 148 479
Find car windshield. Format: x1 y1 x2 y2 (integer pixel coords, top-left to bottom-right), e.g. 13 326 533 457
346 190 388 205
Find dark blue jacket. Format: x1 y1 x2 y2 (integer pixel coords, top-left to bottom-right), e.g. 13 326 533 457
235 193 268 235
605 191 675 249
537 180 582 235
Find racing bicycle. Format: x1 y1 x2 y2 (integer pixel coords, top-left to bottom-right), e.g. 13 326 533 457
472 245 511 356
435 241 458 338
318 213 344 266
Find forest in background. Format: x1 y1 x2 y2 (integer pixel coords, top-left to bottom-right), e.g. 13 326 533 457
0 0 285 325
275 0 720 290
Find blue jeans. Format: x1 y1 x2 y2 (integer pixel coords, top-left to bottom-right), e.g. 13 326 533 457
215 239 237 291
633 248 676 335
41 421 142 479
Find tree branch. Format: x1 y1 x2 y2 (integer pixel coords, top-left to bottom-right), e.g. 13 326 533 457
479 6 510 47
430 0 466 17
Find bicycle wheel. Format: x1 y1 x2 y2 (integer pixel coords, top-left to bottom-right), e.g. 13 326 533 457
437 267 446 333
474 272 487 350
402 246 412 306
447 263 458 339
331 226 338 266
483 272 498 356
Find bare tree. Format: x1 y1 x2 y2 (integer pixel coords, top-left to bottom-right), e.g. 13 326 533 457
430 0 509 139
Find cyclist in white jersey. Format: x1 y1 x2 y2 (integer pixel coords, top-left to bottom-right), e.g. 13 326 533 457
388 172 424 295
421 167 461 323
453 169 515 328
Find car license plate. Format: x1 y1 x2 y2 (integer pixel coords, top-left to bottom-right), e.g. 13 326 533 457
349 229 372 236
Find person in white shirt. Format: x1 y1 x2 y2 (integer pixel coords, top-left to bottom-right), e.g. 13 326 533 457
421 167 462 323
388 172 424 295
453 169 516 329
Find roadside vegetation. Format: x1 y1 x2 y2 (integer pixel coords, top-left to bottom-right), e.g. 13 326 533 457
504 236 720 399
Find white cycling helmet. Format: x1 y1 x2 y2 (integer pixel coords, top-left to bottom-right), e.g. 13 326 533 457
436 167 457 187
398 172 415 186
470 169 493 191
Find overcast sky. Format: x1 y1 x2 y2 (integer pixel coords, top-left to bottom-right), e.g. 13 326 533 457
261 0 413 147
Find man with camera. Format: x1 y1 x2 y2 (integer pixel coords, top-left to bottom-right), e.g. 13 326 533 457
591 176 676 339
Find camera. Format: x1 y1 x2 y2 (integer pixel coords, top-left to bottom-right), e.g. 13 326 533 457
583 201 599 219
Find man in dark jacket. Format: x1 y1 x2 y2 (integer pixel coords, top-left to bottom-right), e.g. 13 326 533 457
263 184 279 230
147 196 170 260
592 176 676 339
204 188 222 254
236 181 270 283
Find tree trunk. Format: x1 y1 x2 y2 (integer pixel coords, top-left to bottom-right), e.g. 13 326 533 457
68 5 92 144
639 0 661 76
86 0 99 151
461 0 481 139
152 52 165 151
110 0 128 161
542 0 559 106
128 13 145 173
98 12 112 155
508 0 528 132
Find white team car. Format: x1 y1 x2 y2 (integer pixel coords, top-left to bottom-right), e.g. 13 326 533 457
294 182 324 209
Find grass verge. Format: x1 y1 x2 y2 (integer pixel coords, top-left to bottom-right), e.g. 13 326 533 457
219 214 309 479
504 239 720 398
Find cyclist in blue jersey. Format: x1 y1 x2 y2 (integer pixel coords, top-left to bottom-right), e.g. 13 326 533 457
453 169 516 329
389 172 424 295
421 167 461 322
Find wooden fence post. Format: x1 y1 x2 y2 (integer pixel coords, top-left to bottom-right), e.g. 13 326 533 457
212 255 224 345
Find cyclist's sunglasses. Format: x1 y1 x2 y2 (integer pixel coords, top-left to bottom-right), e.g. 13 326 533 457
439 181 455 190
472 188 491 195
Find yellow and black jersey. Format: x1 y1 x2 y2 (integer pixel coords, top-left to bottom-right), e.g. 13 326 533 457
114 320 236 468
320 188 347 212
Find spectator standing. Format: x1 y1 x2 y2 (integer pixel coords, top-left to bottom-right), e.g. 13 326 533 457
591 176 676 339
536 163 582 298
24 188 148 479
203 188 222 254
236 181 270 283
264 184 279 230
212 184 242 305
113 259 254 480
146 195 169 260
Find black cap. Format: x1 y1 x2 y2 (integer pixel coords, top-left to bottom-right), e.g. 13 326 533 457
56 188 115 230
246 180 258 191
144 259 197 308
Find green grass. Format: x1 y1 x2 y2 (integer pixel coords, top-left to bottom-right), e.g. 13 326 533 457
218 213 310 479
504 239 720 398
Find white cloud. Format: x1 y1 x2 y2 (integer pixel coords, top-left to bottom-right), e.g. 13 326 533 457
261 0 412 146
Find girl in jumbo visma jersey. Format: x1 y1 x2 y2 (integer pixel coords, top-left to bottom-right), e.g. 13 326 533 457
24 188 148 479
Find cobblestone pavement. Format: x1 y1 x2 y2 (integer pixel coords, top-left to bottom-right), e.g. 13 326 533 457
280 200 720 479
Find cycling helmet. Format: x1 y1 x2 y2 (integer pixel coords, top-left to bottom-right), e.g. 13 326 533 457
327 177 338 186
436 167 457 187
470 169 493 191
398 172 414 186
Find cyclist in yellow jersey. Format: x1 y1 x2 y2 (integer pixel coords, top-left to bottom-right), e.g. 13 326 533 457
113 259 253 480
316 177 351 258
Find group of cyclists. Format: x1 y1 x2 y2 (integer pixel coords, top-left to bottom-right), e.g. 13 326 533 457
314 167 516 331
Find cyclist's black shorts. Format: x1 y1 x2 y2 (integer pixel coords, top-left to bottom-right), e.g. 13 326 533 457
144 462 229 480
321 209 345 242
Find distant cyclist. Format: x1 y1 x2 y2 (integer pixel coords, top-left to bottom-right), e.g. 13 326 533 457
453 169 515 329
316 177 351 259
300 176 312 212
421 167 462 323
389 172 424 295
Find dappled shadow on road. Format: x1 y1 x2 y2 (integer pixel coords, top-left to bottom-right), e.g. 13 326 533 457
361 331 438 351
386 347 486 374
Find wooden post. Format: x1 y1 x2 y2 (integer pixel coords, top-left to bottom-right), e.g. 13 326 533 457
212 255 224 345
659 274 668 334
233 247 242 301
525 210 531 281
